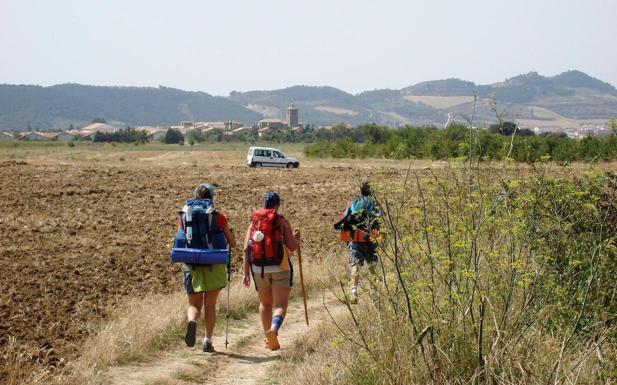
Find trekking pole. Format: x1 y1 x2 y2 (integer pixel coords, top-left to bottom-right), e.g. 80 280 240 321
297 243 309 325
225 247 231 349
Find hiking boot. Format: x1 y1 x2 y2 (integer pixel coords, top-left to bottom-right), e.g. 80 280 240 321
184 320 196 347
202 339 215 353
265 330 280 351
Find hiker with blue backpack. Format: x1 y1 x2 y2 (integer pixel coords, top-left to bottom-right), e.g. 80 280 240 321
242 192 301 351
334 181 380 304
171 183 236 353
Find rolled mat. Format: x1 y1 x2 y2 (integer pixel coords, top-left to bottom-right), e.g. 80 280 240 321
170 248 229 265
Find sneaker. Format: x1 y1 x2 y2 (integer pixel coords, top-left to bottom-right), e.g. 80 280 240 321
349 287 358 304
184 320 196 347
202 339 215 353
265 330 280 351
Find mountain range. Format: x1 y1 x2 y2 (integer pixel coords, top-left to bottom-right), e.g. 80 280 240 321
1 70 615 131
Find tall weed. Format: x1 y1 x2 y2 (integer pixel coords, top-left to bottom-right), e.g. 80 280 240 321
281 164 617 385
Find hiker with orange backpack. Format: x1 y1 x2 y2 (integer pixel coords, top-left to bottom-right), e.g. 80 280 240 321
334 181 380 304
241 192 301 350
171 183 236 353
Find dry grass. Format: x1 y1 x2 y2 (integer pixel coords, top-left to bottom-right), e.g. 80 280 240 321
314 106 361 116
3 251 344 385
1 292 186 385
1 337 57 385
276 306 352 385
403 95 476 109
275 290 616 385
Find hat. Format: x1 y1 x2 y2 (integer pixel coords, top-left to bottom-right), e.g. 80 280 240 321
263 192 280 208
194 183 214 199
360 181 372 196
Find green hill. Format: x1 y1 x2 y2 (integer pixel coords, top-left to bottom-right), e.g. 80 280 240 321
1 70 615 131
230 85 446 126
0 84 261 131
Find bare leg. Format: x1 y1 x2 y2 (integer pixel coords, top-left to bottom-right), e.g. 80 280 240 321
367 263 376 275
187 293 204 321
264 284 291 351
185 293 203 347
257 287 273 333
351 264 360 288
203 289 221 339
271 284 291 321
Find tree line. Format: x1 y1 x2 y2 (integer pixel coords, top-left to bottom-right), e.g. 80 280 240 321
303 123 617 162
92 127 148 144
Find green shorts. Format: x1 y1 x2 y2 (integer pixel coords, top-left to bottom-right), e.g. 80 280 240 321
182 264 227 294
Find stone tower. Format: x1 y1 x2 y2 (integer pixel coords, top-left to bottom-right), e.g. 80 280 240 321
286 104 299 128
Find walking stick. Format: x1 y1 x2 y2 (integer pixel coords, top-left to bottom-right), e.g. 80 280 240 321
297 244 309 325
225 248 231 349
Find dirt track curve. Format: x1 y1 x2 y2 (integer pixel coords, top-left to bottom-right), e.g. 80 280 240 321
103 292 343 385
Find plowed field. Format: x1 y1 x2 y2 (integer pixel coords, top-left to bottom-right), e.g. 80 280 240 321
0 144 393 370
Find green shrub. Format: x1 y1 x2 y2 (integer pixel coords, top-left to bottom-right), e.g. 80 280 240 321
324 167 617 384
164 128 184 144
304 124 617 163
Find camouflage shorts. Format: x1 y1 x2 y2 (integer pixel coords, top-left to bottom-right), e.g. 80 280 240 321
349 242 377 267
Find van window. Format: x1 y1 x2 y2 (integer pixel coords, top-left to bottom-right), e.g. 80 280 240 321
273 151 283 158
264 149 272 157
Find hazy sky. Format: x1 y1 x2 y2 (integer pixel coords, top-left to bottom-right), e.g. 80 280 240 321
1 0 616 96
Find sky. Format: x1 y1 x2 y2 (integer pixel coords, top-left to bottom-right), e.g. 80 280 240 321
1 0 616 96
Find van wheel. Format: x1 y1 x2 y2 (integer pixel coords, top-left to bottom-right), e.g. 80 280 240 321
255 162 262 168
286 163 294 169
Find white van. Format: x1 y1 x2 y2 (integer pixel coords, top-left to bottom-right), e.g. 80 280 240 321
247 147 300 168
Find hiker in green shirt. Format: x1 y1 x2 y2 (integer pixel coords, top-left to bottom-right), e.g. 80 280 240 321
182 183 236 352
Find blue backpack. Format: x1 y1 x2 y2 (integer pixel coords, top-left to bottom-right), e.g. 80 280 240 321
171 199 229 265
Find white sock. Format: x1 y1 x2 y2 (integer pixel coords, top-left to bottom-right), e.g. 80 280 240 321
204 337 212 344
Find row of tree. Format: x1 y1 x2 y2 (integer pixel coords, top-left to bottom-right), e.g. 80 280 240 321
91 122 617 163
92 127 148 144
304 124 617 162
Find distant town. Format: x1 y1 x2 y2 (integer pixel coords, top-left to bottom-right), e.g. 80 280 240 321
0 104 351 142
0 103 613 143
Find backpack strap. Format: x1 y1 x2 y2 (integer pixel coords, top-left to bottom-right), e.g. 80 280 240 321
198 211 207 247
204 213 212 249
288 254 294 286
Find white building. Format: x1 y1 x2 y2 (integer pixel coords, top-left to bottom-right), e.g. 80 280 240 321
56 131 76 141
18 132 48 141
80 123 118 133
0 132 14 141
146 128 167 141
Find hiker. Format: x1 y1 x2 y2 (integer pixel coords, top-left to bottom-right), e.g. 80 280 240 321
334 181 380 304
180 183 236 352
242 192 301 351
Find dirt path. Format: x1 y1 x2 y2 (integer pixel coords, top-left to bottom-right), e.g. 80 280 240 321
103 293 343 385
